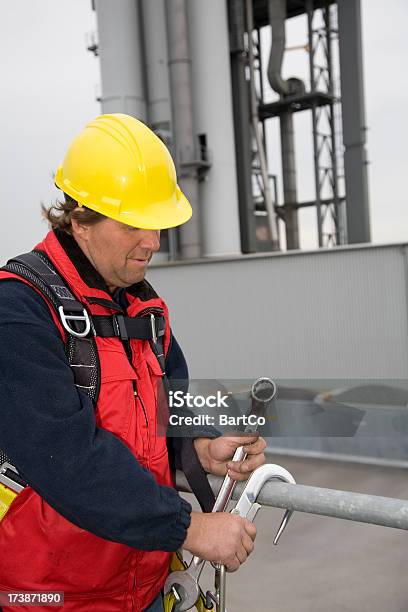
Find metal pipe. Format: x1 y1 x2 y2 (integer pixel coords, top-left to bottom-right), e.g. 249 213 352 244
165 0 202 259
266 0 306 97
94 0 147 119
218 565 226 612
187 0 241 257
266 0 304 250
280 112 299 249
227 0 257 253
267 0 289 96
246 0 279 249
176 471 408 531
140 0 175 261
140 0 171 137
337 0 371 243
306 0 323 247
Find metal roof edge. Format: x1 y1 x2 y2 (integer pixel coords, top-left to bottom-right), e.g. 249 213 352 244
150 241 408 269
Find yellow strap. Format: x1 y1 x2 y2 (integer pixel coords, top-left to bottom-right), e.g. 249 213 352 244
0 482 18 521
163 592 214 612
164 553 214 611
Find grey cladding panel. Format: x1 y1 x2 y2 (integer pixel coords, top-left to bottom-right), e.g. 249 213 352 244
147 245 408 379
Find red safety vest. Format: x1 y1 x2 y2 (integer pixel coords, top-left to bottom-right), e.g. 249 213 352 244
0 231 174 611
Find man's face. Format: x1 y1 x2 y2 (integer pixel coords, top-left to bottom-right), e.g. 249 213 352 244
73 216 160 291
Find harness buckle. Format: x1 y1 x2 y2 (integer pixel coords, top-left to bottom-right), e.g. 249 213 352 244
150 313 158 343
0 462 25 494
58 306 91 338
113 314 129 341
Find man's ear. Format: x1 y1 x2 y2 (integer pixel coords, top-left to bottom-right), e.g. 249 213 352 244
71 212 90 240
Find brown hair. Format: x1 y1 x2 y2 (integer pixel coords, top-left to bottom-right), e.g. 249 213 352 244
42 194 104 234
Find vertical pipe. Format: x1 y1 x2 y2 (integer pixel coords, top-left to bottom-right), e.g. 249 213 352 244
140 0 171 137
187 0 241 257
165 0 201 258
337 0 371 243
257 28 265 103
267 0 301 250
228 0 257 253
280 113 300 249
94 0 146 119
257 28 272 224
140 0 175 261
307 0 323 247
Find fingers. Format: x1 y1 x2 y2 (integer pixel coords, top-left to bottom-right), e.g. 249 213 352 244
242 532 255 555
243 436 267 455
226 443 266 480
243 519 257 540
226 434 259 444
235 544 248 565
183 512 257 573
225 540 254 571
227 453 265 475
226 556 241 572
226 523 256 571
205 436 267 479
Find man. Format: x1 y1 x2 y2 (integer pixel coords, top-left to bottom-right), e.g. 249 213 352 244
0 114 266 611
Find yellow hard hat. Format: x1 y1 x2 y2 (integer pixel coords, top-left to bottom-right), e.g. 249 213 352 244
55 113 192 230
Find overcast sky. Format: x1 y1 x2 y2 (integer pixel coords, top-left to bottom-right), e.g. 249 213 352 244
1 0 407 262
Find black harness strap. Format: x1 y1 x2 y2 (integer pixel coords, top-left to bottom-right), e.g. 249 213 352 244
180 439 216 513
92 314 166 342
2 251 101 404
6 251 86 316
84 296 123 312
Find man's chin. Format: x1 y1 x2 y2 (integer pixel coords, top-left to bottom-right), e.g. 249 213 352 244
124 271 147 286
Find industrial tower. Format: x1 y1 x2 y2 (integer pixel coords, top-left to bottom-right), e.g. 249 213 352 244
88 0 370 258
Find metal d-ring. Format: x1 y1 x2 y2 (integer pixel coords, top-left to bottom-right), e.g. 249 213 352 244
58 306 91 338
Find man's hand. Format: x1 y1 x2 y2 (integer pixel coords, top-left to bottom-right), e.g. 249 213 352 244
194 435 266 481
183 511 256 572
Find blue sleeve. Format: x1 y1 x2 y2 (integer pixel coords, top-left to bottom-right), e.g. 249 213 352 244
165 333 189 381
0 280 191 552
165 331 220 440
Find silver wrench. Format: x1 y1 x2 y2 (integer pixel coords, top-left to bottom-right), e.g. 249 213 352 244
164 378 279 610
213 377 277 512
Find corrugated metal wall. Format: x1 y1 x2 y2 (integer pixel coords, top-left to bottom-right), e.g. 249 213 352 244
147 243 408 380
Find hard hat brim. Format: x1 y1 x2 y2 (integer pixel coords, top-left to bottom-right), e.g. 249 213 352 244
113 192 193 230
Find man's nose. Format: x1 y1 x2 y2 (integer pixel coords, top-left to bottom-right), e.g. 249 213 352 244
139 230 160 252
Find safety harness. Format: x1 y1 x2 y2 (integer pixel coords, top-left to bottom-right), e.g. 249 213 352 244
0 249 215 520
0 249 166 513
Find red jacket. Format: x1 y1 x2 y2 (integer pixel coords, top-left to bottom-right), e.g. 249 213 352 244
0 231 177 611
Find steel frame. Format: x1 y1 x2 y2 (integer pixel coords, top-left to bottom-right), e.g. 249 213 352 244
306 0 345 246
252 0 346 249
